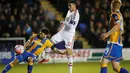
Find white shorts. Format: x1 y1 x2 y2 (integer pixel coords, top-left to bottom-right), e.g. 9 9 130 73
51 31 75 49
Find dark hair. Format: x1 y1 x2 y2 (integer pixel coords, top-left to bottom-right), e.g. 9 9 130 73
68 0 77 5
40 28 49 34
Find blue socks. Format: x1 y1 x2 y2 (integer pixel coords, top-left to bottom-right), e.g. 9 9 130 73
100 63 107 73
119 68 129 73
100 67 107 73
2 64 13 73
28 65 33 73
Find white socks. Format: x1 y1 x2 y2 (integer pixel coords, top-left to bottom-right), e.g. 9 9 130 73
68 56 73 73
44 48 51 59
44 52 50 59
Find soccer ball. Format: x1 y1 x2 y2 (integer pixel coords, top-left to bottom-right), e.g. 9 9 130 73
14 45 24 54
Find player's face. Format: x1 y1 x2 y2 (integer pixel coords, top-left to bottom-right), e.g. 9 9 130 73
39 32 46 38
68 3 75 11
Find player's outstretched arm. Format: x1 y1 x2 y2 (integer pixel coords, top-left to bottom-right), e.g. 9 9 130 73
24 34 37 48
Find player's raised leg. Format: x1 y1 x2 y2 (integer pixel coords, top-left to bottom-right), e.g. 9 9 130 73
100 58 109 73
2 59 19 73
112 61 129 73
27 57 34 73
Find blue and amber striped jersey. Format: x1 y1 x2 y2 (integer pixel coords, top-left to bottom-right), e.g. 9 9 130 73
26 34 53 56
108 10 123 46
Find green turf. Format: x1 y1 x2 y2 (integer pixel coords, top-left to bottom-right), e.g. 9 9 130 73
0 61 130 73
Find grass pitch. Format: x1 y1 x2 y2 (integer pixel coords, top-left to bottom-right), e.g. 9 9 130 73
0 61 130 73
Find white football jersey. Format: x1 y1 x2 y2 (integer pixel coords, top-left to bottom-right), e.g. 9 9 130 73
61 10 80 33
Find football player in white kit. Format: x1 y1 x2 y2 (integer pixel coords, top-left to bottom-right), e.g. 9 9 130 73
39 0 80 73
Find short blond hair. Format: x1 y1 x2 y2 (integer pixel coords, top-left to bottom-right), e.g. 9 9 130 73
111 0 122 9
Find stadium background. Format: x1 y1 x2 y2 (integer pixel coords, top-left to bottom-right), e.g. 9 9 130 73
0 0 130 73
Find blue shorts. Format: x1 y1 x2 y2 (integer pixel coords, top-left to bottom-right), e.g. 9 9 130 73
103 43 123 62
16 51 37 62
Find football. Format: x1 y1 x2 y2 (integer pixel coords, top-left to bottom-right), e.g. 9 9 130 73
14 45 24 54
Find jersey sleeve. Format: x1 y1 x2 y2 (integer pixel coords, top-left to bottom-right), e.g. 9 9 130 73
63 10 70 24
45 39 53 48
111 13 121 23
65 10 70 19
28 34 37 41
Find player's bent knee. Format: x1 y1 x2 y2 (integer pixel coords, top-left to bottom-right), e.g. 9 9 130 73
9 59 19 67
12 59 19 65
28 57 34 65
100 60 106 66
28 57 34 62
100 57 104 63
100 58 109 64
67 48 73 55
100 60 103 64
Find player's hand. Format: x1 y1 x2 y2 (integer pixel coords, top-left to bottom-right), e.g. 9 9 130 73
38 59 49 64
100 33 108 41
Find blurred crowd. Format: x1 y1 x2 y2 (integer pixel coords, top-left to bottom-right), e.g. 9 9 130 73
0 0 60 40
78 0 130 48
0 0 130 48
